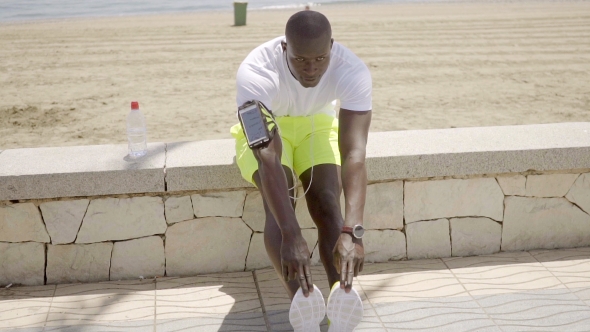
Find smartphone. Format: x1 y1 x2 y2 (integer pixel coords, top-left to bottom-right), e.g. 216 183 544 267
238 101 272 149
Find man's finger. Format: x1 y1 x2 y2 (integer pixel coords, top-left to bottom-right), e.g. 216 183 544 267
298 264 309 297
354 259 361 277
359 260 364 273
340 260 348 289
346 259 354 293
304 264 313 292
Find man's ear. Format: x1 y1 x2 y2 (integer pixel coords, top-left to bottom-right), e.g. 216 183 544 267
281 41 287 52
330 38 334 49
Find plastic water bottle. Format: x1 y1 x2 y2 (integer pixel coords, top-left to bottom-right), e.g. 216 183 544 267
127 101 147 158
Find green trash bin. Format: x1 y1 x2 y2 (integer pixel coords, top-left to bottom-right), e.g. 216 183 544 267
233 2 248 26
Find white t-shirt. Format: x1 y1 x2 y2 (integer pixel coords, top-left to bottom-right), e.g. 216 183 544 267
236 36 372 117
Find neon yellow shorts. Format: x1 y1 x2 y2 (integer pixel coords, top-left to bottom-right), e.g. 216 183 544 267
230 113 340 185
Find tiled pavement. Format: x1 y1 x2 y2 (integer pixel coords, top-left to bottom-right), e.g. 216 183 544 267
2 248 590 331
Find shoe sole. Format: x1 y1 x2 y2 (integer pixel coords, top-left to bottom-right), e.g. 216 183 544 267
289 284 326 332
326 284 363 332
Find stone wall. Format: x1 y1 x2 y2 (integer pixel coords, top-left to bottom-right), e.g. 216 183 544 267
1 122 590 286
1 172 589 286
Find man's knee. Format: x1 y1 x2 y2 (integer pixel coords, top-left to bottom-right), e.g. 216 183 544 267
307 188 341 221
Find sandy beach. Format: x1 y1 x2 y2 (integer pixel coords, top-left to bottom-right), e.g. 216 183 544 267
1 1 589 150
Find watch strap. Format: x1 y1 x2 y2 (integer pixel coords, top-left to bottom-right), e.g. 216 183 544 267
342 226 354 234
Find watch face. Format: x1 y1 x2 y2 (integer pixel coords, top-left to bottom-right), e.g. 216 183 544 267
353 225 365 238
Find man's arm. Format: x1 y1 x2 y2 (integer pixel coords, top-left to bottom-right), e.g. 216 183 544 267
334 108 371 291
339 108 371 228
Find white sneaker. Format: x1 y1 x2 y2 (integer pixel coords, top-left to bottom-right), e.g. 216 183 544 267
326 283 363 332
289 284 326 332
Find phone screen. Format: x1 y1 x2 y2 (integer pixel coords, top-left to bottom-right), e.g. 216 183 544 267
240 104 268 145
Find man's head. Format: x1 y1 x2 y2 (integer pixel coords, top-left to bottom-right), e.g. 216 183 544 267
281 11 333 88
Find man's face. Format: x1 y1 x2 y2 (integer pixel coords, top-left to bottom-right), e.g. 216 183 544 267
282 36 333 88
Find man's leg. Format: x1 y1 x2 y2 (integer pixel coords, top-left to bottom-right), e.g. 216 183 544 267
299 164 342 288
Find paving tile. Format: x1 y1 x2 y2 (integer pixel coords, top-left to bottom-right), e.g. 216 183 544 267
530 247 590 301
156 315 267 332
374 297 498 332
45 280 155 328
358 260 468 303
443 251 564 296
155 272 265 331
473 288 590 331
0 284 55 329
44 321 154 331
354 283 388 331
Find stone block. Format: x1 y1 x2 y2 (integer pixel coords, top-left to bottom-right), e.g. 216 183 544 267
0 143 166 200
566 173 590 214
496 175 526 196
110 236 165 280
245 229 319 270
47 243 113 284
404 178 504 223
363 181 403 230
450 217 501 257
242 191 265 232
0 203 50 243
363 230 406 263
76 197 167 243
192 191 247 218
39 199 89 244
0 242 45 286
502 196 590 251
526 173 579 197
406 219 451 259
166 218 252 276
164 196 194 225
245 233 272 270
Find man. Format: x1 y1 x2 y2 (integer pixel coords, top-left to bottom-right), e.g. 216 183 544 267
230 10 371 331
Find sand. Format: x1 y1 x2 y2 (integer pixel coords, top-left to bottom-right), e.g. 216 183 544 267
1 1 589 150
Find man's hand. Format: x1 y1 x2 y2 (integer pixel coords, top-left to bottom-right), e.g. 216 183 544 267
281 235 313 297
333 232 364 293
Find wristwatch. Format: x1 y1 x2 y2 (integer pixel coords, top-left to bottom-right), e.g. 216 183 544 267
342 224 365 239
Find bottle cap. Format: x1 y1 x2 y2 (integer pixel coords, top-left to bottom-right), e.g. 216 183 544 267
131 101 139 110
